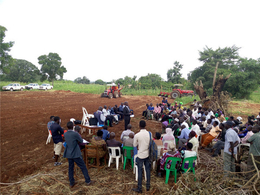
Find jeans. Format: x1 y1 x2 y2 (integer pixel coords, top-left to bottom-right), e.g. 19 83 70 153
68 157 91 186
136 157 150 191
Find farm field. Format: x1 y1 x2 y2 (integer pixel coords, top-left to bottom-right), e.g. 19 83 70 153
0 90 260 194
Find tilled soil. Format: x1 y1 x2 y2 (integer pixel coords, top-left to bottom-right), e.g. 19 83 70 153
0 91 163 182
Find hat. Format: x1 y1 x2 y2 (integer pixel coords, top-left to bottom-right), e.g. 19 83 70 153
174 118 179 122
237 116 242 121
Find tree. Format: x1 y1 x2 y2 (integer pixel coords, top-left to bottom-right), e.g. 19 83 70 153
138 73 162 89
0 26 14 74
6 59 40 82
38 53 67 86
95 79 106 85
74 76 90 84
167 61 183 84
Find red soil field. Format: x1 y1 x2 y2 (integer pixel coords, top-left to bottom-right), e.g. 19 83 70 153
0 91 163 182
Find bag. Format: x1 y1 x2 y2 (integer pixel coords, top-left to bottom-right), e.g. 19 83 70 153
149 132 158 164
89 118 98 126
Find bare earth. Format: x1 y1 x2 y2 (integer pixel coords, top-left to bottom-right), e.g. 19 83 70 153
0 90 259 185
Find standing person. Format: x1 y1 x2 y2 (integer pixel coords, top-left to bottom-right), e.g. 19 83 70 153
63 122 94 188
47 116 55 130
50 116 64 166
223 121 240 177
247 125 260 172
132 120 150 194
123 101 132 130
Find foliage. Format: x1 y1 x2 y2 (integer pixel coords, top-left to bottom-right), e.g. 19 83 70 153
167 61 183 84
38 53 67 86
94 79 106 85
138 73 162 89
189 45 260 98
0 26 14 74
74 76 90 84
5 59 40 82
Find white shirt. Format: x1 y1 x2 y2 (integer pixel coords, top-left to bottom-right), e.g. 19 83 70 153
181 121 189 129
191 124 201 136
224 128 240 155
184 150 197 158
120 129 135 141
133 129 150 159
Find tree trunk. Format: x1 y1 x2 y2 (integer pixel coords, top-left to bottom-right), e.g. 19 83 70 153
213 73 231 99
212 62 219 88
193 80 207 101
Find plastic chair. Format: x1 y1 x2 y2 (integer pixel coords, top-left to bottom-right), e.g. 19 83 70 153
108 147 123 170
181 156 197 181
152 145 164 169
192 144 200 164
122 146 134 169
164 157 182 184
82 107 90 125
133 155 147 181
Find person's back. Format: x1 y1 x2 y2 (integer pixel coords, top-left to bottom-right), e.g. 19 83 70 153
106 132 122 147
101 126 110 141
64 129 82 158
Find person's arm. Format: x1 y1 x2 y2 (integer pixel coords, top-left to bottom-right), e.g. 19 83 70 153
76 132 83 143
178 130 184 139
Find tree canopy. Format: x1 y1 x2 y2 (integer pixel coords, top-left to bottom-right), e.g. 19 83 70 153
189 45 260 98
38 53 67 86
167 61 183 84
0 26 14 74
95 79 106 85
5 59 40 82
74 76 90 84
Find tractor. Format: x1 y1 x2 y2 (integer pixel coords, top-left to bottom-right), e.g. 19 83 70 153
101 83 123 99
158 84 194 99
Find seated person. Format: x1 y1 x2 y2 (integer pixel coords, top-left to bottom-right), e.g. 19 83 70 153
200 121 221 148
188 131 199 151
241 126 254 144
146 103 154 119
90 130 107 157
94 106 105 125
202 119 213 133
142 104 149 118
177 125 191 149
181 142 197 169
157 142 181 176
190 120 201 137
153 103 161 121
120 124 135 141
210 123 225 157
106 132 122 147
114 105 123 121
123 133 134 156
162 128 176 150
101 125 110 141
102 105 114 127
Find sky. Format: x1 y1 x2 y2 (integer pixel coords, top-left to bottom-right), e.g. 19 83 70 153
0 0 260 82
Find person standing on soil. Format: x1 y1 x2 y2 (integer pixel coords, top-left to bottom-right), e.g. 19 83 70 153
63 121 94 188
47 116 54 130
123 101 132 130
50 116 64 166
132 120 150 194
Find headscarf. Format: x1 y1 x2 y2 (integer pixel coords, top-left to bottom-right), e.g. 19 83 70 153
162 128 175 143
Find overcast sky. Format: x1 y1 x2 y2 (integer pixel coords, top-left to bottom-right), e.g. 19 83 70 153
1 0 259 82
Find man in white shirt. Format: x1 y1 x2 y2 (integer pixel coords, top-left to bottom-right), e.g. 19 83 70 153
180 117 189 129
190 120 201 137
132 120 150 194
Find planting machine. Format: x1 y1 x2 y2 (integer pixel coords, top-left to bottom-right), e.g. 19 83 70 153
158 84 194 99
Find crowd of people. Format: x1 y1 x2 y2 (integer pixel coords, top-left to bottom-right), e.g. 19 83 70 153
47 98 260 191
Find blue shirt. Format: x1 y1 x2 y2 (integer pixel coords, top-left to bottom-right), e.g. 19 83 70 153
101 129 110 140
50 123 64 144
178 128 190 140
147 106 154 111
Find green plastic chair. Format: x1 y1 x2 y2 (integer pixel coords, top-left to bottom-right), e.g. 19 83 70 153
122 146 134 169
164 157 182 184
181 156 197 181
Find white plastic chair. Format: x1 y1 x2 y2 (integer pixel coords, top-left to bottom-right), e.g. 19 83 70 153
163 140 175 150
133 155 147 181
192 144 200 164
81 107 95 134
108 147 123 170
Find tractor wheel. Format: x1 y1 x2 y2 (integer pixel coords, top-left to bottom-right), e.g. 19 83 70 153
113 91 119 98
119 91 122 97
108 93 113 99
10 88 13 91
171 91 180 99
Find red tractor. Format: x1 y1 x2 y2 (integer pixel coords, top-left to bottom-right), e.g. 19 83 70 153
158 84 194 99
101 84 123 99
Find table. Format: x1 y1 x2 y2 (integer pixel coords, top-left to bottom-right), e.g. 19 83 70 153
77 124 103 135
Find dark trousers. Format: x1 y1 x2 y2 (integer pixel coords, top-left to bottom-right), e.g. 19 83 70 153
136 157 150 191
68 157 91 186
212 140 224 155
124 116 130 130
105 115 114 126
